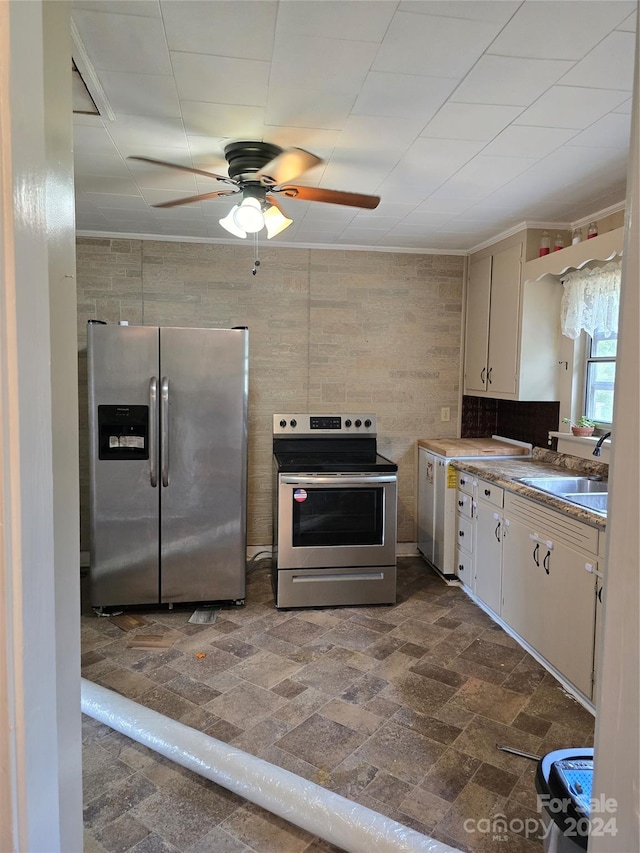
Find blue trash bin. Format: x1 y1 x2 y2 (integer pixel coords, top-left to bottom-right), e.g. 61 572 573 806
535 747 594 852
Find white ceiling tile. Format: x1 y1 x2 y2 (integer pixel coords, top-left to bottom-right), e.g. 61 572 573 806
74 174 142 195
399 1 521 24
560 31 635 91
171 53 269 107
107 116 188 152
73 1 161 17
617 8 637 31
420 103 523 141
337 115 423 153
129 165 198 193
613 97 633 114
73 124 120 154
567 113 632 149
416 195 484 214
482 126 577 158
182 102 266 138
266 87 353 130
82 193 150 211
270 34 377 95
72 10 172 74
435 155 538 198
319 157 395 195
451 56 574 106
276 1 396 42
352 72 457 120
98 71 181 118
514 86 631 129
488 1 636 60
372 11 502 78
74 153 130 177
76 214 110 229
161 0 277 61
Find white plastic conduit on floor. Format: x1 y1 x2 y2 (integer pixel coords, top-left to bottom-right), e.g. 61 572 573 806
82 678 462 853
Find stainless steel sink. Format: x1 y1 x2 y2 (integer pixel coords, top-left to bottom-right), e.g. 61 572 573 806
563 492 608 513
517 476 608 495
516 475 608 515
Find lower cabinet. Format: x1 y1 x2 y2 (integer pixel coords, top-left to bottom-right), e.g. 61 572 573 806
501 493 599 698
474 482 504 614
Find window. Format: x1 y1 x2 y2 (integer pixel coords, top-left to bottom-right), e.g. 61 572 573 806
585 329 617 424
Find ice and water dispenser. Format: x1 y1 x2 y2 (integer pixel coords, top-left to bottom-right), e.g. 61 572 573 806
97 405 149 460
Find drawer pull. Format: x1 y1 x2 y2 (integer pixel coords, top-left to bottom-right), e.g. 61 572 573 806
458 564 464 572
458 530 464 538
484 488 491 496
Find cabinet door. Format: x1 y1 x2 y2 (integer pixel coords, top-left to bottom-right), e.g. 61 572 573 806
486 242 522 395
474 499 503 613
535 541 597 698
464 255 491 392
501 515 541 648
417 449 434 562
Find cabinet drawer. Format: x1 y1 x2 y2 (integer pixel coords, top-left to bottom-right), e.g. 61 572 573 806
456 516 473 552
478 479 503 508
456 547 473 584
456 491 474 519
457 472 475 495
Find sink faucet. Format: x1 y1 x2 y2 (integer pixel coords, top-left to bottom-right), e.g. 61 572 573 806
593 431 612 456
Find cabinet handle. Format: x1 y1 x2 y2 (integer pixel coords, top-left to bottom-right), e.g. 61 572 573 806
484 488 491 497
458 499 464 507
598 586 603 603
488 367 493 384
458 530 464 538
458 564 464 572
494 521 501 543
543 550 551 575
480 367 486 384
532 542 540 566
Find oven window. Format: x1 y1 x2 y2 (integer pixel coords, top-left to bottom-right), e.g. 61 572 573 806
292 488 383 547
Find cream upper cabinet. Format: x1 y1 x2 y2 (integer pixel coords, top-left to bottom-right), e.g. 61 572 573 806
464 236 562 401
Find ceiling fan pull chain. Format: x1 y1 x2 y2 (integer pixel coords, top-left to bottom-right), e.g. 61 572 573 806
252 232 260 276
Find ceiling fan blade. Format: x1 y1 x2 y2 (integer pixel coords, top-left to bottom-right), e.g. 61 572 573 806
275 185 380 210
129 155 234 184
256 148 323 186
152 189 240 209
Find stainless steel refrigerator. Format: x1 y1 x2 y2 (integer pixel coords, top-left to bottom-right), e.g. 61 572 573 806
87 323 249 610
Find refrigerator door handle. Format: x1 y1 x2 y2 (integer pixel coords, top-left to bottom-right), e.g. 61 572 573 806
161 376 169 487
149 377 158 487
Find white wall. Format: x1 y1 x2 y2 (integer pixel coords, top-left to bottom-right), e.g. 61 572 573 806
0 2 82 850
590 21 640 853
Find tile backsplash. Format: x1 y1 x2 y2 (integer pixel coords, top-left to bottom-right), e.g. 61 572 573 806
461 396 559 449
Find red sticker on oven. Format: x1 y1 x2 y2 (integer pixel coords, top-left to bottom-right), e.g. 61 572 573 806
294 489 308 502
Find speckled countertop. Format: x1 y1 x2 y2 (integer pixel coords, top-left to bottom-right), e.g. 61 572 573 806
452 448 608 530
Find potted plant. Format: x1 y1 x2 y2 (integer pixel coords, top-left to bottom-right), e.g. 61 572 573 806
562 416 596 437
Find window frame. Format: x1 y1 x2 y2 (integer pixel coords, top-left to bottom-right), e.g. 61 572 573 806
584 329 617 427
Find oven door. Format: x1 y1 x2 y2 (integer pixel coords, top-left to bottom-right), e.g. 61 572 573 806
276 473 397 570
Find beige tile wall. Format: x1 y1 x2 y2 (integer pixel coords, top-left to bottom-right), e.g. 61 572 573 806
77 237 464 551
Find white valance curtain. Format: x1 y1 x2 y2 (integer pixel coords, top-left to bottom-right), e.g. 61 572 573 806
560 261 621 340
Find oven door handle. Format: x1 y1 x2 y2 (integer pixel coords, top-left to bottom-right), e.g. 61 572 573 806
280 475 397 486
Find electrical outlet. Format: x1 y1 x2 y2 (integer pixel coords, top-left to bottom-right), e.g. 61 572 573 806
441 407 450 422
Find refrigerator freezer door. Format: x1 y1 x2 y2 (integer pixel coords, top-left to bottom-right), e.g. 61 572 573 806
88 324 160 606
159 327 248 603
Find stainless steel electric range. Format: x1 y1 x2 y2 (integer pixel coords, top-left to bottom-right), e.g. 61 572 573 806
272 413 398 609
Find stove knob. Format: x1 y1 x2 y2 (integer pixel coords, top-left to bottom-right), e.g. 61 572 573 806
345 419 352 427
354 419 362 428
290 419 297 428
279 419 287 428
364 419 372 428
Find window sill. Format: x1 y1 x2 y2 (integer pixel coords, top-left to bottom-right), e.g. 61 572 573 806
549 431 611 462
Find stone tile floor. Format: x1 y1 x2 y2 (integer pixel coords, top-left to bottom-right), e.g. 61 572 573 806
82 557 595 853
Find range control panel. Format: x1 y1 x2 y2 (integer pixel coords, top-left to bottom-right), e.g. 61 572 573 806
273 413 377 436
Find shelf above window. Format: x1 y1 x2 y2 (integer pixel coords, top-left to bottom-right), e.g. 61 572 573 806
523 227 624 281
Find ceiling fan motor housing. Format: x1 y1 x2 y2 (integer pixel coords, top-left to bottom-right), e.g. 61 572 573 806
224 141 283 184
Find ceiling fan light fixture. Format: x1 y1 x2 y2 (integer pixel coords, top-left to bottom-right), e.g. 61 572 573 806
263 204 293 239
219 206 247 238
232 197 264 233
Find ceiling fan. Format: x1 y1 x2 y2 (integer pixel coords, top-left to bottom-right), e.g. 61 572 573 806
129 141 381 239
